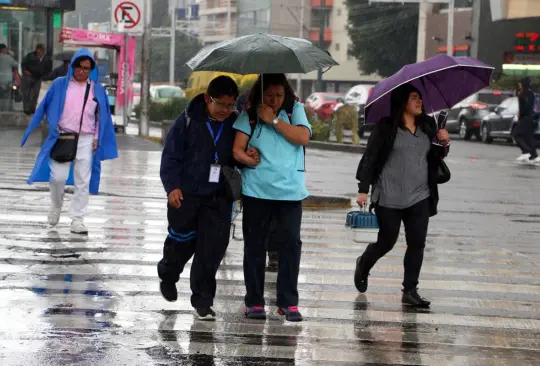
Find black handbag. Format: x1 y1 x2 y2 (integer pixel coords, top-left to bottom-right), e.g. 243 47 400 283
222 165 242 201
50 83 91 163
437 157 451 184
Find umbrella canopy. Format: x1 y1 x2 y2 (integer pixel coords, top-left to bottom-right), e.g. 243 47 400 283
365 54 494 124
186 33 338 75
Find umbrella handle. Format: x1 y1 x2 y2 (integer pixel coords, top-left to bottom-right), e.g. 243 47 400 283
419 77 440 133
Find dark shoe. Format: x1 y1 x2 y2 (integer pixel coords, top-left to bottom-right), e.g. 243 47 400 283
402 289 431 307
354 256 369 293
245 306 267 320
196 307 216 320
277 306 303 322
159 281 177 302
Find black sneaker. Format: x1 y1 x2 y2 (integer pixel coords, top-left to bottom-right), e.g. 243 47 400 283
354 256 369 293
245 306 267 320
159 281 177 302
196 307 216 321
402 289 431 307
277 306 303 322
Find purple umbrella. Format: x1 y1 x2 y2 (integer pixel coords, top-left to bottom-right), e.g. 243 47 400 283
365 54 494 124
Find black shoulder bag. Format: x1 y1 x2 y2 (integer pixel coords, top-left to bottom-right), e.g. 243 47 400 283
50 82 91 163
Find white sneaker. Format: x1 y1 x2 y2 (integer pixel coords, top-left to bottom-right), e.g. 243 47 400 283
528 156 540 165
48 208 61 227
70 220 88 234
516 153 531 162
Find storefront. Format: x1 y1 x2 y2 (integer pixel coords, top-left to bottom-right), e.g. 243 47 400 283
0 0 75 113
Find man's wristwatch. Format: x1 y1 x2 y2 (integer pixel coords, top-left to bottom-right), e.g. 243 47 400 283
272 117 279 125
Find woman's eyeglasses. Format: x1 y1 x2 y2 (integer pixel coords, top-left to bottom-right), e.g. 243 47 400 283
75 66 92 73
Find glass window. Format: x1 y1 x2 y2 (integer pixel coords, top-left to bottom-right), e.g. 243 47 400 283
508 98 520 114
157 87 183 99
0 8 47 112
499 97 515 110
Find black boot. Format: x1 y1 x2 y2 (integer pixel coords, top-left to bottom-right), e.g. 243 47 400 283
402 289 430 307
354 256 369 293
160 281 178 302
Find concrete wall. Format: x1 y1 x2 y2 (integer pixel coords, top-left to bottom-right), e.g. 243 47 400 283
477 0 540 73
490 0 540 21
423 9 473 59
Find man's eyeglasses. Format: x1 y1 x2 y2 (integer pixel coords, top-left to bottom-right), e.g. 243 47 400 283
210 96 236 111
75 66 92 73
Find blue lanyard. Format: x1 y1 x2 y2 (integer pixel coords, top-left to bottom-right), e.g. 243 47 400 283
205 121 224 163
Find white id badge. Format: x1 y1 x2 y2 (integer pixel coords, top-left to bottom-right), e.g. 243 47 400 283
209 164 221 183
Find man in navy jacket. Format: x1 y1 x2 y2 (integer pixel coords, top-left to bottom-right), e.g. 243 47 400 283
159 76 245 320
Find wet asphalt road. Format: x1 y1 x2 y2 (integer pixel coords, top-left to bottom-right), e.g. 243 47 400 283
0 128 539 365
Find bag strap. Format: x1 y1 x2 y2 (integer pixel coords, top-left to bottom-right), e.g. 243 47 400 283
78 82 92 134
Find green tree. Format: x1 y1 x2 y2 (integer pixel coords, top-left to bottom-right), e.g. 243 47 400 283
344 0 419 77
150 34 203 83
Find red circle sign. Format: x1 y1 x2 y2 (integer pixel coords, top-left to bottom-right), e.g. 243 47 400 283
114 1 141 29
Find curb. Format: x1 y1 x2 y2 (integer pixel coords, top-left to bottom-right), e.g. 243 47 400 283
132 133 367 154
303 195 351 209
139 136 162 144
0 112 31 128
307 141 366 154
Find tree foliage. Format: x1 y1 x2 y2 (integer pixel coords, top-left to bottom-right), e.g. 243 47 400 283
149 34 203 83
344 0 419 77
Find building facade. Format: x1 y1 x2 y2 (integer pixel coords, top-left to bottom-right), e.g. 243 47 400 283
0 0 75 114
299 0 380 97
199 0 237 44
420 0 540 78
419 2 474 61
472 0 540 77
238 0 380 98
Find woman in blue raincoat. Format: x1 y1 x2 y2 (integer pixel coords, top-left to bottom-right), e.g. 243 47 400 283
20 48 118 234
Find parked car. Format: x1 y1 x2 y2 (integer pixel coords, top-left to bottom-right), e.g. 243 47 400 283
150 85 185 103
445 89 514 140
344 84 374 106
480 94 540 144
305 92 344 121
132 85 185 107
342 84 375 138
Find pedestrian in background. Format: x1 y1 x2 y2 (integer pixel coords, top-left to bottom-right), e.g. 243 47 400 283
513 77 539 164
233 73 311 322
20 48 118 234
0 44 20 111
355 83 449 307
21 44 50 115
158 76 249 320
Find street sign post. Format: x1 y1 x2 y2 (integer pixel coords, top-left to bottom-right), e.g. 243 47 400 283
111 0 143 34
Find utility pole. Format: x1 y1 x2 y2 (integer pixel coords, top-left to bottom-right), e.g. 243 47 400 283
447 0 455 56
317 4 325 92
226 0 232 37
140 0 152 137
296 0 305 98
170 7 176 85
119 20 129 130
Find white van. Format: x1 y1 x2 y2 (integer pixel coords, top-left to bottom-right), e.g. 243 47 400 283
344 84 374 106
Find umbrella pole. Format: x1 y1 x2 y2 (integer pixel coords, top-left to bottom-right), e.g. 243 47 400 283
420 78 437 127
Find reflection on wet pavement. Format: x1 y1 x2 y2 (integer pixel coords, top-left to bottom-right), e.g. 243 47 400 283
1 128 540 365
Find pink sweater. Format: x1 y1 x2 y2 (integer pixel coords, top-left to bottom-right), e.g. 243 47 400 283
58 79 99 139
